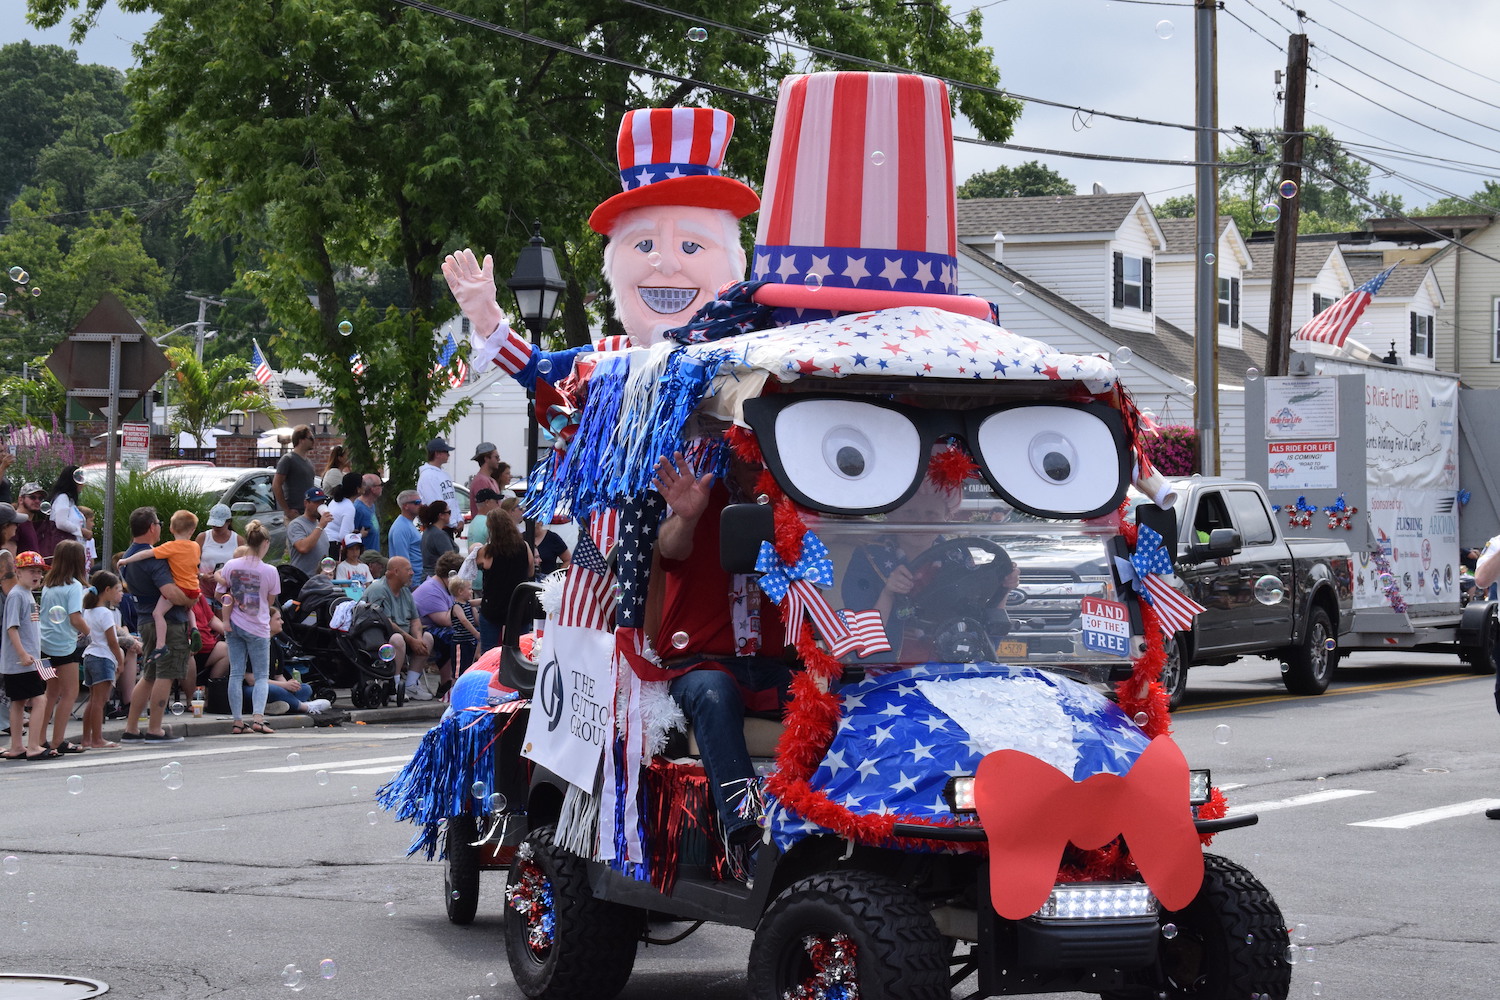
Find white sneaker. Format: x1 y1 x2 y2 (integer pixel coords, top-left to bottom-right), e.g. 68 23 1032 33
305 698 332 715
404 685 435 701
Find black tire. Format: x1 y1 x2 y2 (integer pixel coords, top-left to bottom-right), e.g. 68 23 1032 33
349 681 371 709
1460 608 1499 675
747 871 948 1000
505 824 643 1000
1282 604 1336 696
1107 853 1291 1000
444 816 481 925
1161 634 1188 710
314 686 337 705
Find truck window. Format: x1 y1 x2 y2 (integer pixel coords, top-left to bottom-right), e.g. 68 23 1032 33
1191 492 1232 542
1226 489 1276 545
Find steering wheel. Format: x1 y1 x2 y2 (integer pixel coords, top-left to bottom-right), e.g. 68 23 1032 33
904 536 1012 631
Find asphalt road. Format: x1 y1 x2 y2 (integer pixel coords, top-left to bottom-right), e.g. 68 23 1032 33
2 649 1497 999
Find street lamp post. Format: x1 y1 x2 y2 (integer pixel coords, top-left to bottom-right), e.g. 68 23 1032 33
316 407 334 435
506 221 567 508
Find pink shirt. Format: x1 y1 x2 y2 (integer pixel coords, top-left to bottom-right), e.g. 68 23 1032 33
222 556 281 638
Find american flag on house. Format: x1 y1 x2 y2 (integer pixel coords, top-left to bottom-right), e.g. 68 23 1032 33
435 332 468 388
1294 263 1399 348
251 340 274 385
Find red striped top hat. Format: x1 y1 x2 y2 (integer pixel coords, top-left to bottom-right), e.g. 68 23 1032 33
588 107 761 235
751 72 987 319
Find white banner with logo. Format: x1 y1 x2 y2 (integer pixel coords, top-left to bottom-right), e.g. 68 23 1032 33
1357 488 1461 609
521 625 615 790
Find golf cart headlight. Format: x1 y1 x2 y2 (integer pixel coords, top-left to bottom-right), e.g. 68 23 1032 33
1033 883 1158 921
1189 769 1211 806
946 776 977 814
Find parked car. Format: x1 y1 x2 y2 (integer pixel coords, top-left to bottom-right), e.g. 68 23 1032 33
88 464 288 560
77 459 211 489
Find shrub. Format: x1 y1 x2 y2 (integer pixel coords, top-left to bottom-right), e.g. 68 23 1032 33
81 473 216 563
4 420 76 493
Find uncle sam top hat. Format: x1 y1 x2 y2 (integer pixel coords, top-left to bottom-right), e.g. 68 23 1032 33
588 107 761 235
749 72 989 319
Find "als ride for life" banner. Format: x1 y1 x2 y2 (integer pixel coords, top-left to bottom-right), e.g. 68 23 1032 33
521 624 615 790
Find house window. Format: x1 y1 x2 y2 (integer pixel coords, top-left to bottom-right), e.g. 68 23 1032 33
1410 312 1434 359
1312 293 1330 315
1112 252 1153 311
1218 276 1241 327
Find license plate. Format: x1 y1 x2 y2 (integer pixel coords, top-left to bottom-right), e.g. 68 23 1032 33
996 640 1028 658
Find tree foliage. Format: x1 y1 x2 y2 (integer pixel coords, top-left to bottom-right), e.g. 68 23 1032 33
1417 180 1500 217
161 345 278 450
957 161 1075 199
29 0 1021 490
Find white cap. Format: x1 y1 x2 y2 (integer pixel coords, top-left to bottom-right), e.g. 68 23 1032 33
343 533 364 548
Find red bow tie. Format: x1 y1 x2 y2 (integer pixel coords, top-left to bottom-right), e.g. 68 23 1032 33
973 736 1205 920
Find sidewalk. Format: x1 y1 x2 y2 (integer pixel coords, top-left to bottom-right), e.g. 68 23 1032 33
98 690 448 740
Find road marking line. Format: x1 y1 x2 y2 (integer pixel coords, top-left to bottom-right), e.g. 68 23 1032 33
1177 674 1477 713
333 766 405 775
1349 799 1500 829
1218 782 1245 791
249 755 412 774
14 743 284 771
1227 788 1373 814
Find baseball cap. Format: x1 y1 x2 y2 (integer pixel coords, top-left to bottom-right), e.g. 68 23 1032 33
473 488 503 504
305 487 330 503
20 482 44 497
206 503 233 527
16 551 45 569
426 437 453 454
0 503 26 525
472 441 497 462
343 533 364 549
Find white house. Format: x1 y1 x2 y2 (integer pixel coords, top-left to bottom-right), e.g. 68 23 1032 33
1151 217 1254 350
1240 239 1353 339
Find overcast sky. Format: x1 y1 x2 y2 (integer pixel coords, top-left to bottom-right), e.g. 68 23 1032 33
19 0 1500 213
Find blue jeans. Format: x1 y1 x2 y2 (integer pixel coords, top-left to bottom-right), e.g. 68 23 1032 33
478 617 502 654
250 679 313 711
669 657 793 839
225 629 270 720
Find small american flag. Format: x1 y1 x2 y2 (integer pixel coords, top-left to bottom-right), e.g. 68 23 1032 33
1143 577 1208 637
838 609 892 657
37 658 56 681
554 509 619 631
1295 263 1398 348
435 333 469 388
350 353 366 377
251 340 274 385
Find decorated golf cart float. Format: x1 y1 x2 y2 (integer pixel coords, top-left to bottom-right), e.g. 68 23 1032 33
381 71 1293 1000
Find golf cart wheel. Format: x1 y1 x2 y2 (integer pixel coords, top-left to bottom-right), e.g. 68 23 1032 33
505 824 643 1000
1105 853 1291 1000
444 815 481 925
1160 634 1188 710
748 871 948 1000
1282 605 1336 696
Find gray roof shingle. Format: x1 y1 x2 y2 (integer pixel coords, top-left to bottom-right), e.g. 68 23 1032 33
1342 254 1432 298
1244 241 1342 279
1155 217 1232 254
956 193 1147 238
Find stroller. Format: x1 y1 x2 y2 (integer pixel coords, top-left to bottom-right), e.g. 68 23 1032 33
280 574 403 708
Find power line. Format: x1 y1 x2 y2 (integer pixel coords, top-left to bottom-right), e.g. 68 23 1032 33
954 134 1265 169
1307 65 1500 159
1322 0 1500 90
1218 4 1286 53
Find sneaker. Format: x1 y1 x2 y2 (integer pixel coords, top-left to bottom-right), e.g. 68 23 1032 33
304 698 332 715
143 731 185 743
404 684 435 702
119 730 146 744
265 701 290 716
1486 807 1500 820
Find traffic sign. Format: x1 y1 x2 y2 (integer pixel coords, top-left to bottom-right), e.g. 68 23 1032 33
44 293 170 417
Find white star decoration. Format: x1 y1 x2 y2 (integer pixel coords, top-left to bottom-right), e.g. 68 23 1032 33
663 166 684 179
775 254 801 280
913 259 936 287
633 168 655 186
879 257 908 287
807 254 834 281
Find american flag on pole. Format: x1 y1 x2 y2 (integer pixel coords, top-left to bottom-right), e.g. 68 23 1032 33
435 333 468 388
553 509 620 631
251 340 274 385
350 354 366 377
1294 263 1399 347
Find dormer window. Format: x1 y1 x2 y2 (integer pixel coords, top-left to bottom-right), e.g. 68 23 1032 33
1113 252 1153 311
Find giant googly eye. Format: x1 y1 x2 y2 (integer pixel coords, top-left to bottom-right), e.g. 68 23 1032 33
973 404 1127 518
744 398 921 513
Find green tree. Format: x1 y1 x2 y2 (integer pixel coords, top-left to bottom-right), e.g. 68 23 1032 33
957 161 1075 199
1221 126 1376 232
1154 194 1195 219
31 0 1021 491
1418 180 1500 216
0 355 66 426
161 345 278 450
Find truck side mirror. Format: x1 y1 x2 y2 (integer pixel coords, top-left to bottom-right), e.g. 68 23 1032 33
1184 528 1242 564
721 502 775 573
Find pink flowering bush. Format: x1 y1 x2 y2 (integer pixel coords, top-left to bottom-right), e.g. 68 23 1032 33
1146 425 1198 477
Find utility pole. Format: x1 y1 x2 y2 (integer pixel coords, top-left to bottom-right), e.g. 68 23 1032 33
1265 34 1309 377
1193 0 1220 474
184 292 225 363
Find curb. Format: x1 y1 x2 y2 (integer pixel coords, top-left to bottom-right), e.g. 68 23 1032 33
99 697 447 740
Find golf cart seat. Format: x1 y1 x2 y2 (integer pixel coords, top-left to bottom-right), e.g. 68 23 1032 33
685 717 785 759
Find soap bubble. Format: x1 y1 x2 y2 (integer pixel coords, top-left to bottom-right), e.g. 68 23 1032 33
320 557 335 573
349 785 359 799
1264 756 1275 769
1114 345 1134 365
164 772 183 791
26 891 35 903
1011 281 1026 296
67 774 82 795
451 889 461 900
160 764 178 779
29 287 39 298
1245 367 1260 382
1279 179 1299 199
1133 712 1148 727
282 964 303 989
1285 944 1300 964
486 972 500 986
1162 922 1178 939
1203 252 1216 266
471 780 487 800
756 493 770 505
686 26 708 41
39 501 50 515
169 857 180 870
3 856 18 875
169 701 185 716
367 811 379 825
338 320 353 337
1324 637 1336 651
1185 383 1197 396
0 293 6 306
1245 933 1255 945
804 272 823 290
287 752 301 765
319 959 337 980
384 901 396 916
316 770 329 786
488 792 507 813
6 266 21 281
537 357 552 374
19 920 29 933
1295 922 1308 941
1261 201 1281 223
1312 982 1322 995
47 606 66 625
13 270 28 285
647 251 662 268
72 468 86 485
870 150 886 167
1213 724 1232 745
671 631 690 649
1304 945 1317 962
1155 19 1174 39
378 644 395 662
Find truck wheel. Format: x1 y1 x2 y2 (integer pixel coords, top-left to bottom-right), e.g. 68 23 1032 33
1282 605 1336 696
505 824 642 1000
748 871 948 1000
1460 609 1499 675
1106 854 1291 1000
1160 635 1188 710
443 816 481 925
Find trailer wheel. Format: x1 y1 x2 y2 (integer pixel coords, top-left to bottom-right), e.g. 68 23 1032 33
1160 635 1188 710
1460 608 1499 675
1283 605 1336 696
748 871 948 1000
443 816 481 925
